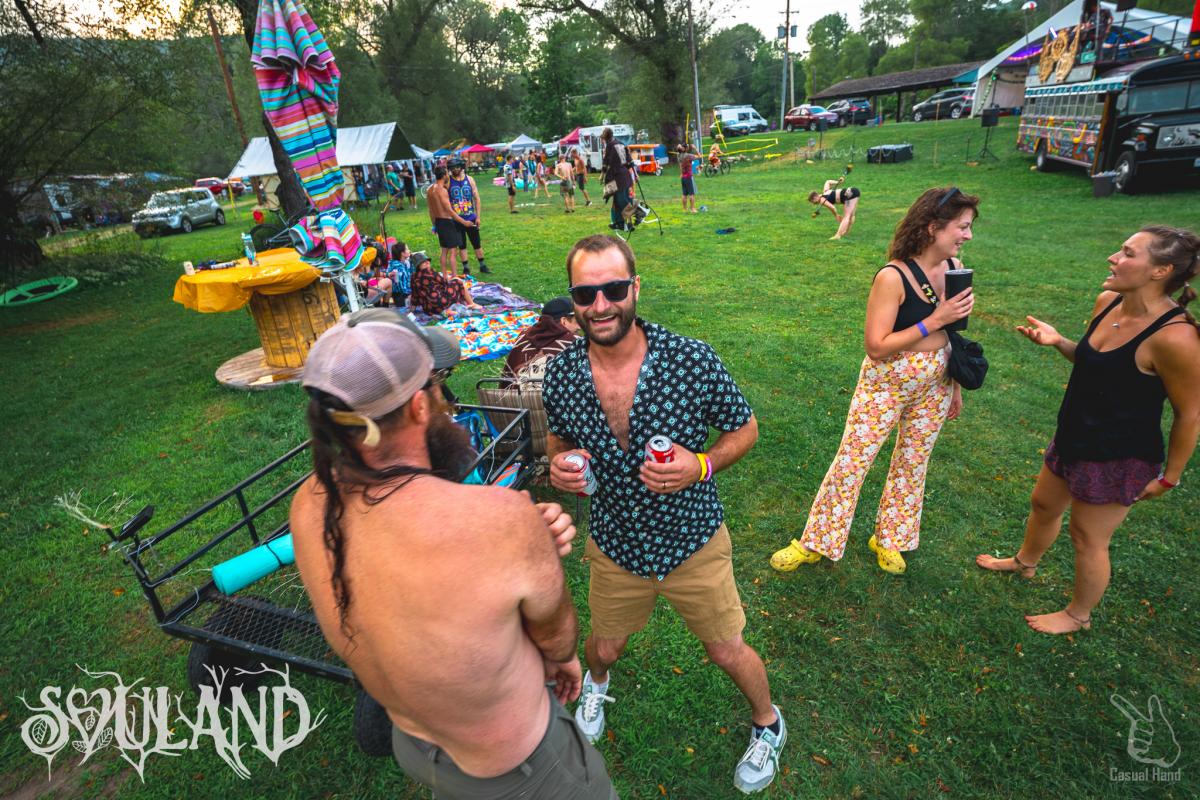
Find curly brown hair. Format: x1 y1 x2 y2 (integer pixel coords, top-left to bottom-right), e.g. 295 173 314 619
888 187 981 262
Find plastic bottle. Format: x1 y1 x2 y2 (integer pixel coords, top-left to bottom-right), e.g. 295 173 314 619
241 232 258 266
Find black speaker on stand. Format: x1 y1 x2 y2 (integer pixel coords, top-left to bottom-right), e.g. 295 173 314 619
977 107 1000 161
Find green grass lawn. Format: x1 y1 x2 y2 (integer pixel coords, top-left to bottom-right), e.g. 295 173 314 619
2 117 1197 798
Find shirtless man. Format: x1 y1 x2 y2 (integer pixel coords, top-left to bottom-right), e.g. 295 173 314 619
426 165 474 277
554 156 577 214
572 148 592 207
291 308 615 799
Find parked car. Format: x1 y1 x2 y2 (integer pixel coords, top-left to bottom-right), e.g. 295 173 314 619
783 105 840 132
227 178 247 196
132 189 225 237
912 89 974 122
710 105 770 137
826 98 874 126
194 177 228 196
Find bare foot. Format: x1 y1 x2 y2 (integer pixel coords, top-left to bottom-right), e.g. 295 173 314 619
829 235 842 240
1025 610 1090 635
975 554 1037 578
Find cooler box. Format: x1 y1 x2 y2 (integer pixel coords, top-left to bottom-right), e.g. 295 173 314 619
867 144 914 164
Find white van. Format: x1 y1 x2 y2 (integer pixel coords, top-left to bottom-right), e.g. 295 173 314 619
710 105 769 137
576 124 635 172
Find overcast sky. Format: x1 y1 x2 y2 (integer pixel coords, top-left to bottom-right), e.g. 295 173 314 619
719 0 864 52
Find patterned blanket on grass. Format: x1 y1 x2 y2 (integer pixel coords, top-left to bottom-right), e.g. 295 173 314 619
411 280 542 361
438 309 541 361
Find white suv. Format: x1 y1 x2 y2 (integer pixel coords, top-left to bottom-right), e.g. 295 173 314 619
133 189 225 237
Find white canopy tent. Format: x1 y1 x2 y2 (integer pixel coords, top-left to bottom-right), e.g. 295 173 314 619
227 122 415 179
970 1 1194 115
507 133 542 153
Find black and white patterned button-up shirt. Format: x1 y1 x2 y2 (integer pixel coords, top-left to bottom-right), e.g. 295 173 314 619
543 319 754 579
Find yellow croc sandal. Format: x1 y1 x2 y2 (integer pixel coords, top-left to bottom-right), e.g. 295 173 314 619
770 540 822 572
868 535 906 575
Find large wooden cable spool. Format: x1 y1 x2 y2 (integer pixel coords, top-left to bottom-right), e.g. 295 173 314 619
249 279 340 369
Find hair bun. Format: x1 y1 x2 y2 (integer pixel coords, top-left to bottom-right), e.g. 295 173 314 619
1179 284 1198 308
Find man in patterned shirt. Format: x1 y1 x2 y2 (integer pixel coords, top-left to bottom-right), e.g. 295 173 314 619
543 234 786 794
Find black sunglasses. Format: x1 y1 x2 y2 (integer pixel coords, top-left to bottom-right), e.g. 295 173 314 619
422 367 458 406
568 279 634 306
936 187 961 208
422 367 453 390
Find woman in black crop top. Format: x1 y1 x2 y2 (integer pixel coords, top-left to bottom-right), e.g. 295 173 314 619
772 187 979 576
978 225 1200 635
807 175 861 240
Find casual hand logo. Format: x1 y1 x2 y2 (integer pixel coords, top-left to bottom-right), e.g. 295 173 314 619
1110 694 1180 768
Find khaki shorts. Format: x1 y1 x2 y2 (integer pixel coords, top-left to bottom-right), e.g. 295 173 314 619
585 524 746 643
391 688 616 800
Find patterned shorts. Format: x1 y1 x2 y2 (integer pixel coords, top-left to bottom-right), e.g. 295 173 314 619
1043 438 1161 507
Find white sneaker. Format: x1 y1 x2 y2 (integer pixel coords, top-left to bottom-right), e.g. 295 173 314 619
573 671 614 743
734 706 787 794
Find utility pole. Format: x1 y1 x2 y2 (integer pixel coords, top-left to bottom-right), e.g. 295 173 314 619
779 47 788 129
686 0 703 149
777 1 794 127
785 0 793 108
207 8 264 204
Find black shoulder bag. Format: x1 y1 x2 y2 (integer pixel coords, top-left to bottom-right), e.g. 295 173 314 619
905 259 988 390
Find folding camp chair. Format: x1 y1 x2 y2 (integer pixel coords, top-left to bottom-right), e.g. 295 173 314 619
475 376 550 473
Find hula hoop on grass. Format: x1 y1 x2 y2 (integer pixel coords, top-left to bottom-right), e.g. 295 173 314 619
0 276 79 307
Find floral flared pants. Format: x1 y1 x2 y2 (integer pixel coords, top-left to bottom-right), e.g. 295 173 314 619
799 348 953 560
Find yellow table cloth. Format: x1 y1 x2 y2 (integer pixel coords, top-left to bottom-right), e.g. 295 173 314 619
172 247 374 313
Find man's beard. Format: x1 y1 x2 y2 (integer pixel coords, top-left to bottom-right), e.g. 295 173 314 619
578 300 636 347
425 412 478 482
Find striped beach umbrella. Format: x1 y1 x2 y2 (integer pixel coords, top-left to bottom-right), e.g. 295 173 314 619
252 0 343 210
252 0 367 308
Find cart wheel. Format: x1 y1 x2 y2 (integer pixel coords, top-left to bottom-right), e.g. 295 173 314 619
186 641 267 705
353 688 394 757
186 597 284 705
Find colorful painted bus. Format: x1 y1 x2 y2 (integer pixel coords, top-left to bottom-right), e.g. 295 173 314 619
1017 53 1200 192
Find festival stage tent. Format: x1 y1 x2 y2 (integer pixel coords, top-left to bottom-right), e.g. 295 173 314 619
507 134 541 153
968 0 1194 115
559 127 581 145
463 144 495 154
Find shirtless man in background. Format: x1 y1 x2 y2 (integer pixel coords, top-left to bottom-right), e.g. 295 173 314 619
426 165 474 277
291 308 615 799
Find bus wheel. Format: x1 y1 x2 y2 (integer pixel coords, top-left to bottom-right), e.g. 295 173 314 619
1035 140 1057 172
1112 152 1139 194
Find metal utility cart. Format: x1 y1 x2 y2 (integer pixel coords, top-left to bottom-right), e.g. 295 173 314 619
107 405 534 756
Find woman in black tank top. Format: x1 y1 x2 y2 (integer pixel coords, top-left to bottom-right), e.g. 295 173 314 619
978 226 1200 635
772 187 980 576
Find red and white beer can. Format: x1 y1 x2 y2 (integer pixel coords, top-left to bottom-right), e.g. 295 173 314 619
563 453 597 496
645 435 675 463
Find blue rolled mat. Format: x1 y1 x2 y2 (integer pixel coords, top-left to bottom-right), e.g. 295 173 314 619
212 534 295 595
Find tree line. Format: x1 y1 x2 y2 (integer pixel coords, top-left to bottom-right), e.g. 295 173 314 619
4 0 1194 267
